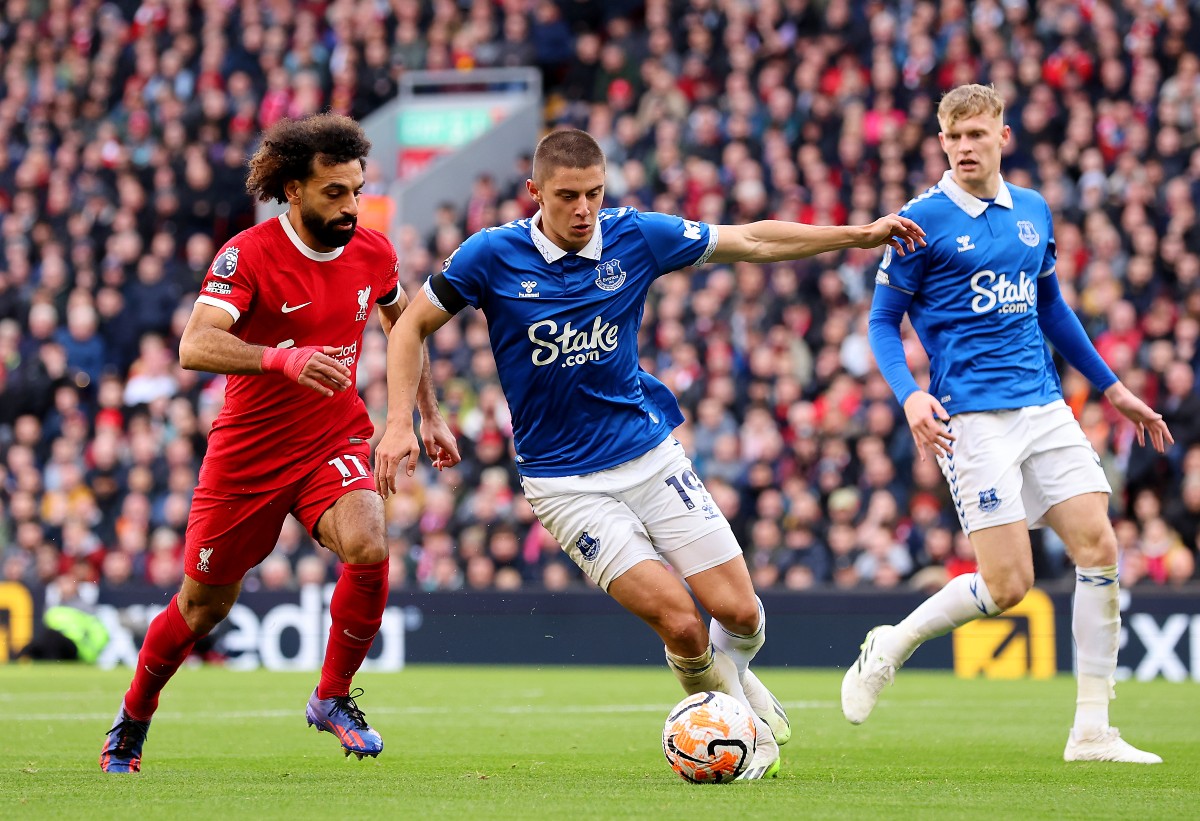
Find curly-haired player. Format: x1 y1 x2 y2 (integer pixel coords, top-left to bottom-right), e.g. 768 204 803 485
100 113 460 772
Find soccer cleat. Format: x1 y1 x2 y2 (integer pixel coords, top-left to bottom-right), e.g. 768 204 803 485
305 687 383 759
1064 727 1162 764
741 668 791 746
841 625 897 725
99 703 150 773
735 716 781 781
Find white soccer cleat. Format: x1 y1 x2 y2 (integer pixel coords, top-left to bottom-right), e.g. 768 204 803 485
1064 727 1162 764
735 716 780 781
841 625 897 725
741 668 791 746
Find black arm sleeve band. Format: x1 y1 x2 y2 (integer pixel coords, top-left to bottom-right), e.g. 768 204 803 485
427 271 469 315
376 284 400 305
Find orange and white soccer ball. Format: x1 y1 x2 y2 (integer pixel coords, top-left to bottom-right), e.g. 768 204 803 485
662 691 757 783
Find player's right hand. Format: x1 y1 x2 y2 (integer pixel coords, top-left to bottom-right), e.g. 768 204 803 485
903 391 956 462
374 425 422 499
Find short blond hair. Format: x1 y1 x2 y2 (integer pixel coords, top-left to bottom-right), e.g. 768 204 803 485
937 84 1005 130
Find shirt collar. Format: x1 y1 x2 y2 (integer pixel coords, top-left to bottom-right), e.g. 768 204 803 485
278 214 344 261
530 211 604 262
938 170 1013 217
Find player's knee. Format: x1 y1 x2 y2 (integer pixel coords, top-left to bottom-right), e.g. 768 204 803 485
1070 529 1119 569
712 599 760 637
989 573 1033 611
177 592 233 635
655 610 708 655
334 532 387 565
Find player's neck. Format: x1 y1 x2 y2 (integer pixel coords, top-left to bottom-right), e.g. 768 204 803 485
952 172 1002 201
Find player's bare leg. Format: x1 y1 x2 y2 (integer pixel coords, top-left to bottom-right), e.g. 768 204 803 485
101 577 239 772
607 558 780 779
1044 494 1161 764
842 522 1024 724
308 489 389 758
687 551 791 746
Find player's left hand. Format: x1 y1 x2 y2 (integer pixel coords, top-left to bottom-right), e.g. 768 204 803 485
1104 381 1174 453
419 413 462 470
861 214 926 256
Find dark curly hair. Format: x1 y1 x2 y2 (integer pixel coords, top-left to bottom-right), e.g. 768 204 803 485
246 113 372 204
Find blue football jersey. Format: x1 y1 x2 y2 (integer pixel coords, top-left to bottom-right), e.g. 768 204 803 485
432 207 718 477
875 171 1062 414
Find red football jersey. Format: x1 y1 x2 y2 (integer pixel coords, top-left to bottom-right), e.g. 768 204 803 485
195 214 399 492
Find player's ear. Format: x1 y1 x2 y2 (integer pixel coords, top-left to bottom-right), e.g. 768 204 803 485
284 179 303 204
526 178 542 205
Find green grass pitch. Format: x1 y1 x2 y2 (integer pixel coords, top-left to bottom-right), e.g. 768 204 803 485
1 664 1196 820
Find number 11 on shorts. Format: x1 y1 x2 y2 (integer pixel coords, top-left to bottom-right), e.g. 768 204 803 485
328 454 370 487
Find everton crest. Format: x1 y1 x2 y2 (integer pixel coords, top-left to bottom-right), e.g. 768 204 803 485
1016 221 1040 247
978 488 1001 513
576 531 600 561
594 259 627 292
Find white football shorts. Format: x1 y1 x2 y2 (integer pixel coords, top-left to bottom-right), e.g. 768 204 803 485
936 399 1111 535
520 436 742 590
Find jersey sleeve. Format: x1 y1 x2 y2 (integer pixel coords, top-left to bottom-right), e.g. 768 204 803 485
196 241 256 323
377 244 401 306
438 231 491 309
632 210 719 275
1039 198 1057 278
873 205 928 295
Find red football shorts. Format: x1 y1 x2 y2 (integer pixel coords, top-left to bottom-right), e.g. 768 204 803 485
183 441 375 585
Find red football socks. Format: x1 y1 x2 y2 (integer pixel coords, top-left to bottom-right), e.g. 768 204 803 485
318 558 389 699
123 595 202 721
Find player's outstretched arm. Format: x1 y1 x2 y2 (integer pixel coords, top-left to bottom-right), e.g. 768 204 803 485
707 215 925 265
1104 382 1175 453
375 290 455 498
179 303 351 396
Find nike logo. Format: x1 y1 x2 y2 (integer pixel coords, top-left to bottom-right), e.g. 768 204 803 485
343 628 374 642
341 475 370 487
281 301 312 313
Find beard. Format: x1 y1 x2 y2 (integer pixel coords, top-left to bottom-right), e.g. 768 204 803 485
301 203 357 249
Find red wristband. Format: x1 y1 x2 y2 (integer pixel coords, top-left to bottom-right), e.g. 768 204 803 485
261 346 321 383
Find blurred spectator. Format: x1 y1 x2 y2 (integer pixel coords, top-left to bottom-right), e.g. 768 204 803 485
2 0 1198 601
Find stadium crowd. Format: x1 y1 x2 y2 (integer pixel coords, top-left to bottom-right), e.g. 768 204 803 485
2 0 1200 600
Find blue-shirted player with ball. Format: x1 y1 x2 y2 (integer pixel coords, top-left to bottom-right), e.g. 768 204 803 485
376 128 924 780
842 84 1171 764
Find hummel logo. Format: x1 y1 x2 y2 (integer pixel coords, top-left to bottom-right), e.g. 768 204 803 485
956 235 975 252
341 475 370 487
282 301 312 313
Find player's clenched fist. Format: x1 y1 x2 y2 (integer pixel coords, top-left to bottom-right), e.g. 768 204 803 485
261 345 352 396
374 425 422 499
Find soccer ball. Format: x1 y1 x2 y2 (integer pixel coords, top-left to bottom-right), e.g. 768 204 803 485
662 691 757 783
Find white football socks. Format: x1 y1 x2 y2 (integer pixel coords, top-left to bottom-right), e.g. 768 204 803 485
710 597 765 676
1072 565 1120 735
880 571 1000 664
665 643 750 707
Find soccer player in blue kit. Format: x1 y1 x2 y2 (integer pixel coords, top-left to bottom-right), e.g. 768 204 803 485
841 84 1172 764
375 128 925 779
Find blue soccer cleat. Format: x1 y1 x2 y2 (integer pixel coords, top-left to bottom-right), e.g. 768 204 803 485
100 703 150 773
305 687 383 759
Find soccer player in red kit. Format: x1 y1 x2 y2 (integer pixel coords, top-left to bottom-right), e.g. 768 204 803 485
100 113 459 772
